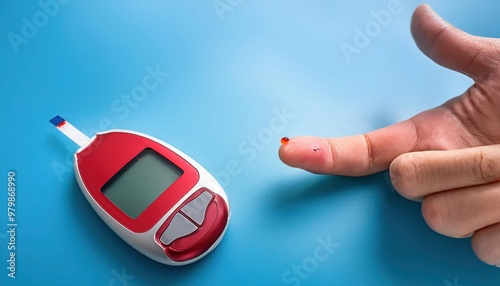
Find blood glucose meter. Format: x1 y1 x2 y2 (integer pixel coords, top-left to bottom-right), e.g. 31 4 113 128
50 116 230 266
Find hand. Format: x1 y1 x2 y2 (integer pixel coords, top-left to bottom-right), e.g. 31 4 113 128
279 4 500 266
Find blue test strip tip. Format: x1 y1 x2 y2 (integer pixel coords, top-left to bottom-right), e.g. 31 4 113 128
50 115 65 127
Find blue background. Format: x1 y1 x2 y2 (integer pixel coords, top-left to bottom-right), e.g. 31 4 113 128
1 0 500 285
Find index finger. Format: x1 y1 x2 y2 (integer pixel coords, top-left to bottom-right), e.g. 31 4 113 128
278 119 417 176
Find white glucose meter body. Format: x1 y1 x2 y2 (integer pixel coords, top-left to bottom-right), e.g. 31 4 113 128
50 116 230 266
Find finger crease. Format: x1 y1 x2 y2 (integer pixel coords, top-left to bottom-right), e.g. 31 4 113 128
428 25 450 58
363 134 374 170
464 47 481 78
409 118 419 150
479 43 500 82
327 139 337 173
467 86 489 118
476 149 500 182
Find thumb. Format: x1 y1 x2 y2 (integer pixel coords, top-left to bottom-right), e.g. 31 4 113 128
411 4 498 82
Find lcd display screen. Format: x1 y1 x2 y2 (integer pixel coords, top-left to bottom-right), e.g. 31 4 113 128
102 148 184 219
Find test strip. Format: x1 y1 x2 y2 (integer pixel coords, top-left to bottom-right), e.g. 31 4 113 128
50 116 92 148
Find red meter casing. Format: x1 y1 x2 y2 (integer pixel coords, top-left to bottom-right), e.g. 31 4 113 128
74 130 230 265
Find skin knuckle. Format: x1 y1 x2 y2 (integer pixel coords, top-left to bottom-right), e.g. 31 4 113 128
390 155 419 199
421 196 448 234
471 233 500 266
422 194 471 238
477 150 500 182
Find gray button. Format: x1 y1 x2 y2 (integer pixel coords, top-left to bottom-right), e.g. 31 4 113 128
160 213 198 245
181 191 213 225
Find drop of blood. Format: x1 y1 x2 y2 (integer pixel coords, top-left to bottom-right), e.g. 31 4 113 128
281 137 290 145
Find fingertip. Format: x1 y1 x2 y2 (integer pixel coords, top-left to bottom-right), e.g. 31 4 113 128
278 136 296 166
389 153 421 201
412 3 433 19
278 138 291 165
471 225 500 267
278 136 334 174
411 4 447 56
411 4 440 29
